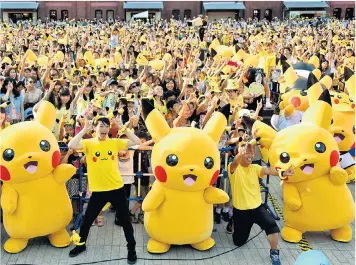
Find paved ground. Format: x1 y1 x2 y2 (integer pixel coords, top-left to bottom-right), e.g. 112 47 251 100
1 178 355 265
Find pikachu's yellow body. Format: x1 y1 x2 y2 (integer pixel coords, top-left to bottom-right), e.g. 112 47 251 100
0 101 76 253
141 100 229 253
252 90 355 243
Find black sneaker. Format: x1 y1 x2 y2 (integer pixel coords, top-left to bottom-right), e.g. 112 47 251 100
270 249 281 265
69 245 86 257
221 211 230 222
214 212 221 224
127 249 137 264
226 218 233 234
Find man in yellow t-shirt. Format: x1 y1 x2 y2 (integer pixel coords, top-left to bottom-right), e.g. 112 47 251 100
68 116 141 264
228 143 293 265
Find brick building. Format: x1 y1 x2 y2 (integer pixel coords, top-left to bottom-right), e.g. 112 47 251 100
0 1 354 22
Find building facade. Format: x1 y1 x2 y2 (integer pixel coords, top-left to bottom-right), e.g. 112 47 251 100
0 1 355 22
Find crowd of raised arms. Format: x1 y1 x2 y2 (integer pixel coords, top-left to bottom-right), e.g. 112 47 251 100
0 15 355 224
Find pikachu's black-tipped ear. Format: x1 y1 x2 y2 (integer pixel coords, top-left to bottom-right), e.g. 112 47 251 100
318 89 332 106
344 67 353 82
303 88 332 129
280 54 287 62
307 72 318 89
218 104 230 121
141 98 170 143
281 60 290 74
211 48 217 58
141 98 155 121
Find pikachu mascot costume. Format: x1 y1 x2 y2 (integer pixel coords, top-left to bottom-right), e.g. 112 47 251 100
141 99 229 253
250 90 355 243
0 101 76 253
307 69 355 183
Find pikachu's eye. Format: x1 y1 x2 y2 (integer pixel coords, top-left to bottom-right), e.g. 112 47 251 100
166 154 178 167
3 148 15 162
300 90 307 96
337 95 342 99
353 125 355 135
280 152 290 163
204 157 214 169
315 142 326 153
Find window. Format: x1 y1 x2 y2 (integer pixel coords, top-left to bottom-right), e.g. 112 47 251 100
184 9 191 19
253 9 260 20
50 10 57 20
333 8 342 19
95 10 103 19
107 10 114 20
264 9 272 21
345 8 354 20
172 9 180 20
61 10 68 20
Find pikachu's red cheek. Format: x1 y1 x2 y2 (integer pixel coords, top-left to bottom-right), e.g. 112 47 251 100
155 166 167 183
52 150 60 168
0 166 10 181
330 150 339 167
291 97 301 108
334 99 339 104
209 170 220 186
93 157 97 162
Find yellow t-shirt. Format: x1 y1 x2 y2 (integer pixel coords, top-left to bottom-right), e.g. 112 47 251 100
82 138 128 192
228 163 263 210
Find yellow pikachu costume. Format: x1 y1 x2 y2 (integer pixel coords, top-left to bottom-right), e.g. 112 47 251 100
309 85 355 183
141 99 229 253
0 101 76 253
251 90 355 243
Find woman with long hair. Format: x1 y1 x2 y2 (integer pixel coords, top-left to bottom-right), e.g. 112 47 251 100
0 78 24 124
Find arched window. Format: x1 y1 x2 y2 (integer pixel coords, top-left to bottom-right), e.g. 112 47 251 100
253 9 260 20
95 10 103 19
184 9 191 19
172 9 180 20
50 10 57 20
107 10 114 20
61 10 68 20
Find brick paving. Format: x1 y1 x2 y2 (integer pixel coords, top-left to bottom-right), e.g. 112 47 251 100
1 180 355 265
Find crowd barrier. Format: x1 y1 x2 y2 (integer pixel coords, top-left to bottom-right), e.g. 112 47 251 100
60 144 280 230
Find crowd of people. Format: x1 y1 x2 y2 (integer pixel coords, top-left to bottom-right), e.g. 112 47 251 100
0 15 354 265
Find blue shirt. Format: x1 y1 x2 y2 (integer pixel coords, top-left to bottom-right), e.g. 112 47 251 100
0 94 24 118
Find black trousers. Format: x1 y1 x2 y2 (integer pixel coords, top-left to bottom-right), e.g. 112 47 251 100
79 187 136 250
124 184 131 207
232 204 279 247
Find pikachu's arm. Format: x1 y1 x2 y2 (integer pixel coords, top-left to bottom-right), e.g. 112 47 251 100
282 183 302 211
0 184 18 214
142 182 165 212
204 187 229 204
53 164 77 184
329 166 348 186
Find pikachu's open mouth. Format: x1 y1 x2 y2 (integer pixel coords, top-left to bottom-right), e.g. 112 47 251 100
300 164 314 174
24 161 38 174
334 133 345 143
183 174 197 186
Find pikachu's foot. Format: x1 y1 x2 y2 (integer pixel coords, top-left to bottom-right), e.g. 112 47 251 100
191 237 215 251
147 238 170 254
4 238 28 253
331 225 352 243
48 228 71 248
281 226 303 243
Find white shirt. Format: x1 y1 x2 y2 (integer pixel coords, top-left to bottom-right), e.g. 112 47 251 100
118 145 139 184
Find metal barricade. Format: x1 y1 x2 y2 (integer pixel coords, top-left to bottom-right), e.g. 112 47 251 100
62 144 279 229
